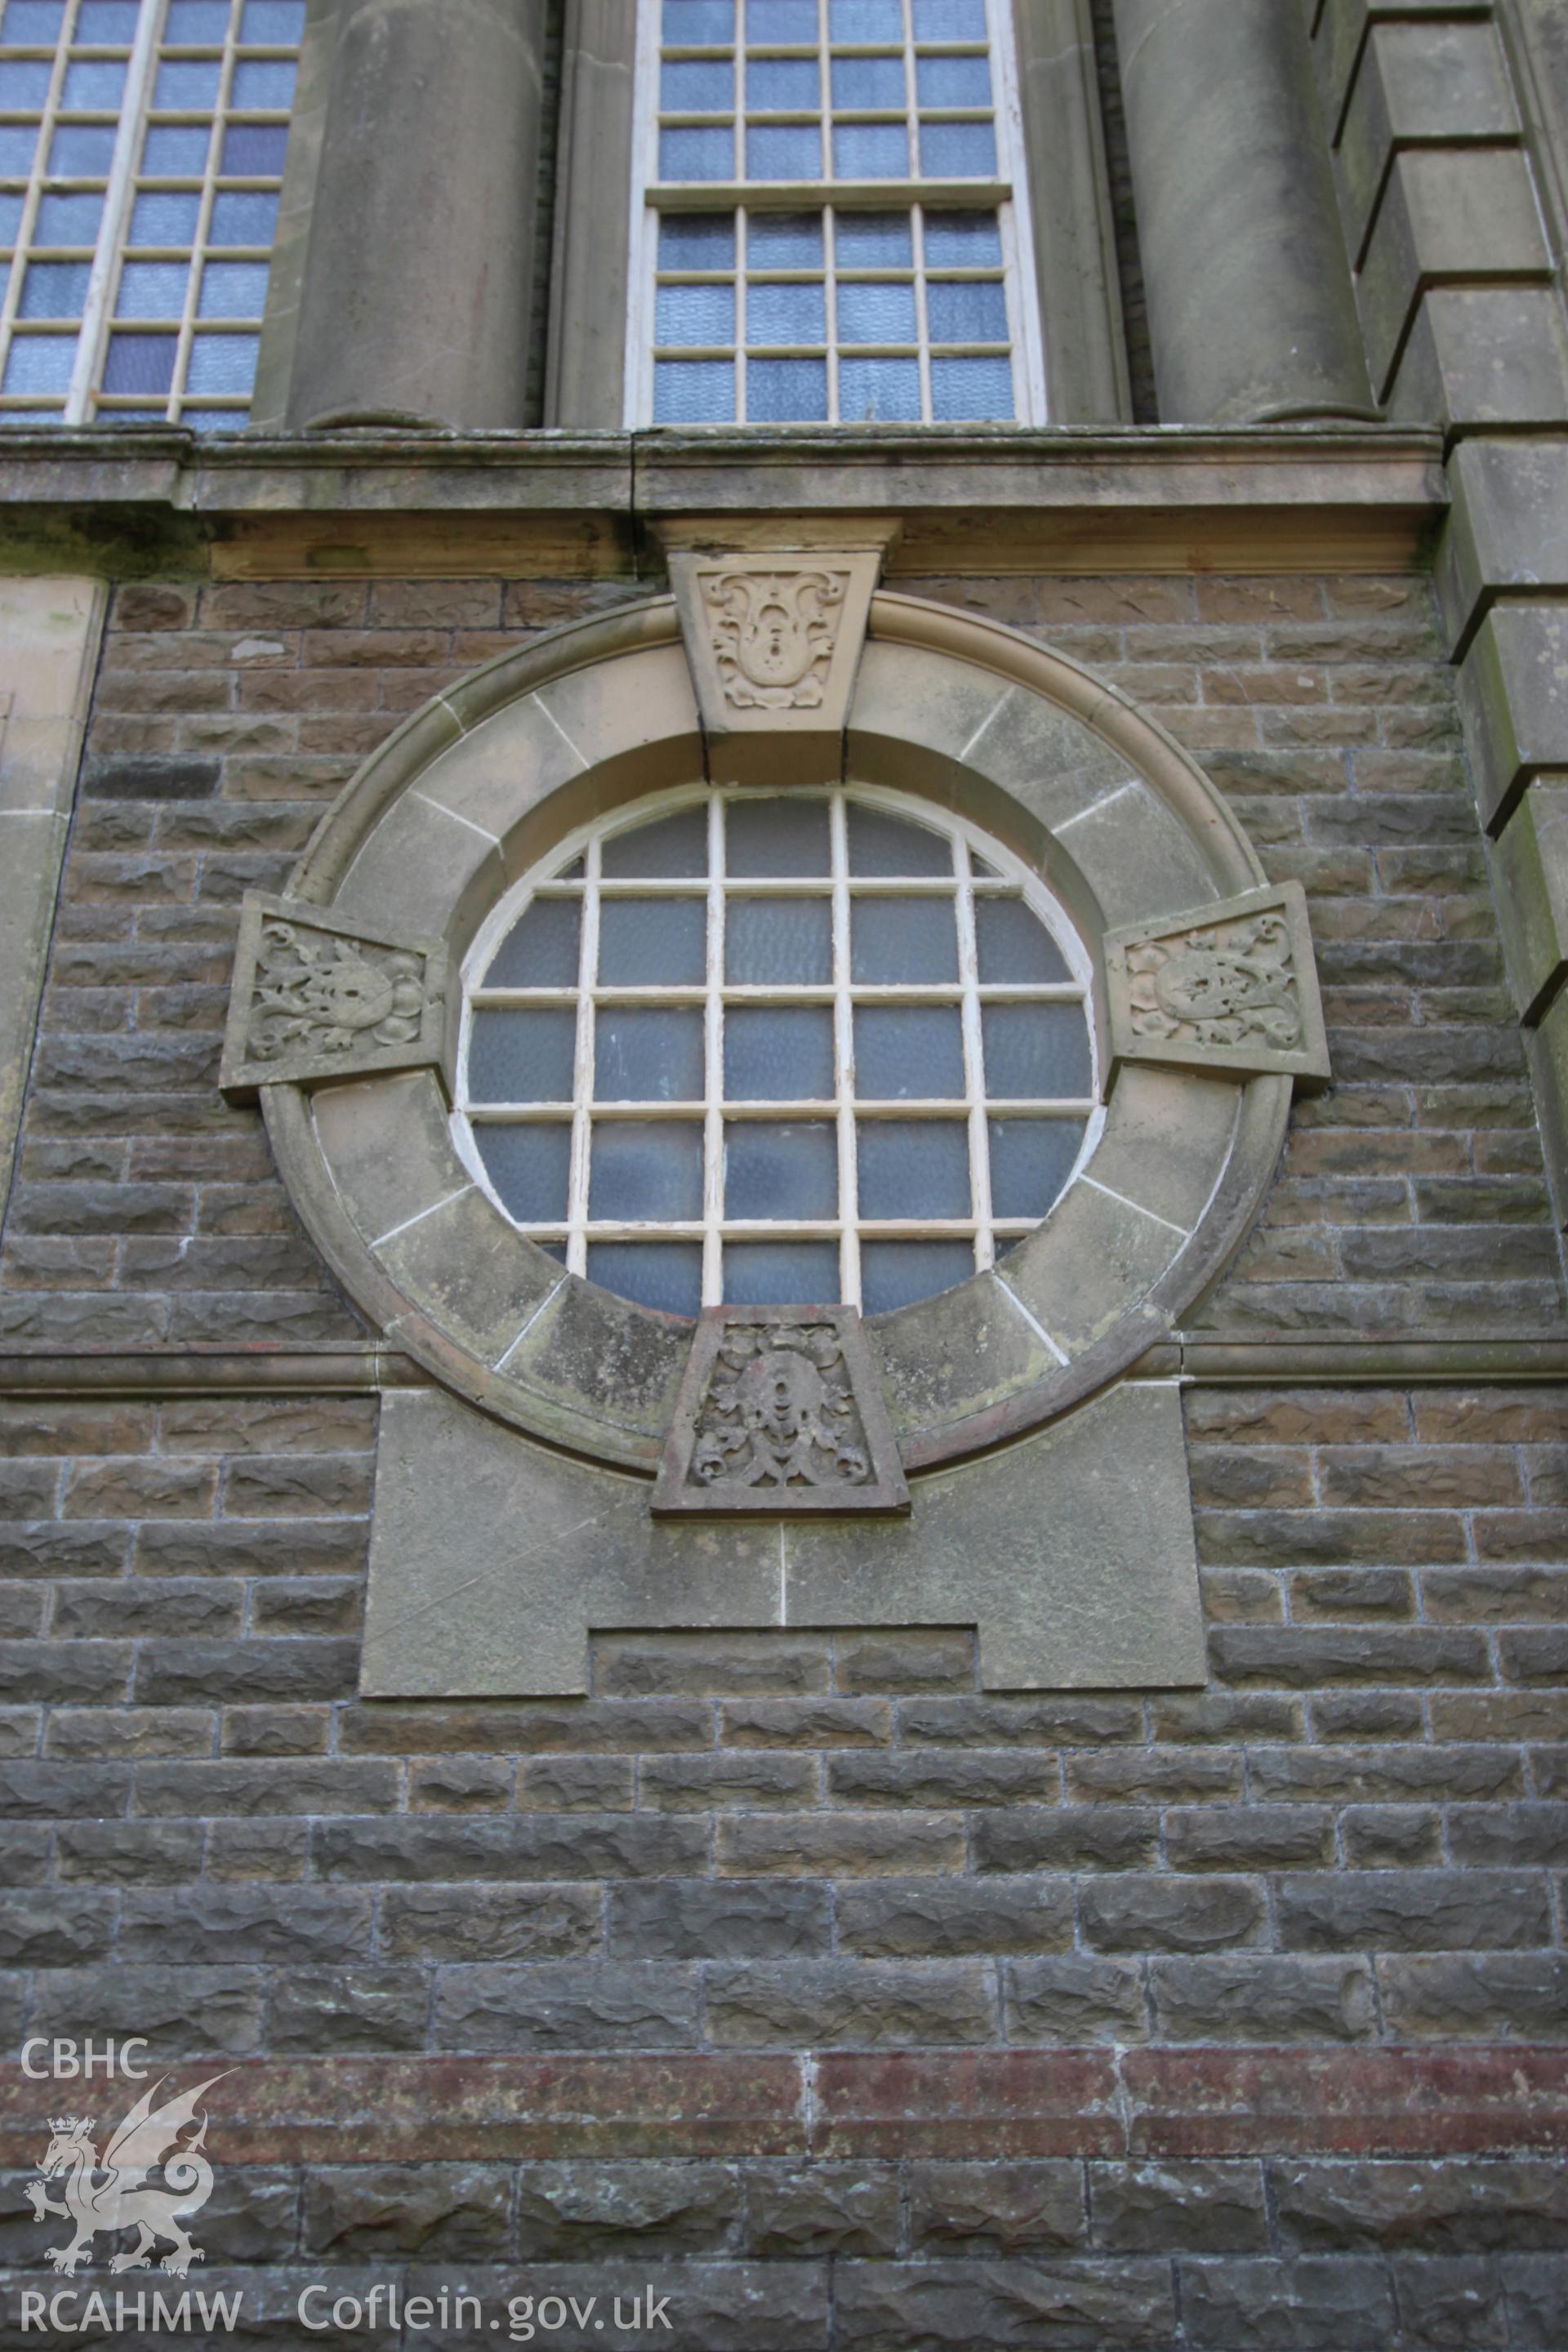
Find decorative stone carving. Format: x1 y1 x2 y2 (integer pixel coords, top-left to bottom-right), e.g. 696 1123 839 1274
653 1306 910 1517
703 568 849 710
220 893 448 1106
1105 880 1330 1087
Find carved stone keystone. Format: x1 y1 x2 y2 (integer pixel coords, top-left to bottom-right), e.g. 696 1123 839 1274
220 893 448 1106
1105 880 1330 1088
653 1306 910 1517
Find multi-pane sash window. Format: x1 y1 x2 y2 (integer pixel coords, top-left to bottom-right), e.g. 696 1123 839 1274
630 0 1045 426
0 0 302 427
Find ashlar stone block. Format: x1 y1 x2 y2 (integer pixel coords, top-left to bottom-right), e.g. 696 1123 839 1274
1490 779 1568 1021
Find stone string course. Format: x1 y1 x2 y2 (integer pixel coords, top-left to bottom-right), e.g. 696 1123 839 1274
0 572 1565 2349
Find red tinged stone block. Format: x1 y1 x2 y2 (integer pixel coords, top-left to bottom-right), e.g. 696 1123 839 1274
812 2052 1125 2159
1122 2047 1568 2159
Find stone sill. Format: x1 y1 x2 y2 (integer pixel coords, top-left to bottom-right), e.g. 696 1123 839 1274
0 421 1448 580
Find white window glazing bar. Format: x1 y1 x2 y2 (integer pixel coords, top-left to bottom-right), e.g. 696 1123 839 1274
564 827 602 1280
829 786 862 1311
702 791 727 1305
63 0 162 422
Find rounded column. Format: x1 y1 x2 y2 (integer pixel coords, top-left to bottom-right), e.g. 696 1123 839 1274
1112 0 1374 424
287 0 546 430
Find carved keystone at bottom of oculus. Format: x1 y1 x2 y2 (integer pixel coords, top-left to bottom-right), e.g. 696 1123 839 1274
1105 880 1330 1089
220 892 449 1106
653 1305 910 1517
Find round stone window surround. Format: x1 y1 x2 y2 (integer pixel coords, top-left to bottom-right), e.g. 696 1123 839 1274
262 590 1290 1475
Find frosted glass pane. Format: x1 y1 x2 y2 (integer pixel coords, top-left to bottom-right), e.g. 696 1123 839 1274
128 190 198 243
587 1242 702 1320
847 804 951 875
598 895 707 987
835 212 912 268
746 278 824 343
852 895 959 983
241 0 307 36
1 1 65 38
180 408 246 430
478 1122 572 1224
725 1006 834 1101
988 1117 1085 1219
595 1009 705 1102
725 897 832 984
831 0 902 36
746 55 817 107
167 0 231 34
854 1005 964 1098
931 354 1013 418
661 123 733 179
469 1009 577 1103
225 120 287 171
837 279 916 345
0 127 40 173
862 1238 974 1313
114 261 188 317
654 357 734 421
747 0 817 38
199 260 270 317
927 277 1007 341
724 1241 840 1305
724 1120 837 1218
186 332 258 391
604 805 709 878
831 54 904 107
37 192 104 242
858 1118 969 1217
208 189 278 244
920 118 996 176
657 280 736 345
665 0 733 36
839 354 920 419
141 124 208 170
915 51 991 105
154 56 220 105
747 211 822 268
0 194 23 242
833 120 908 178
485 898 581 988
974 897 1070 984
0 60 51 105
913 0 987 32
231 57 296 105
746 120 820 179
660 212 736 270
52 122 117 168
2 332 74 392
78 0 140 31
590 1119 704 1221
103 331 176 391
747 355 826 419
982 1004 1093 1099
61 57 125 103
924 209 1002 265
20 261 88 317
727 796 831 877
662 56 733 109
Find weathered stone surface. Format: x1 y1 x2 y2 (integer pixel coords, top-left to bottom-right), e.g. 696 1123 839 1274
512 2164 739 2261
907 2162 1085 2254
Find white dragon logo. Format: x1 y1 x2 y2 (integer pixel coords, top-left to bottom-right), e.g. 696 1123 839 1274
25 2074 228 2276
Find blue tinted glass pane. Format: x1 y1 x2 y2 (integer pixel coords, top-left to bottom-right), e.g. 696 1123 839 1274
0 60 51 105
931 353 1013 418
661 122 733 178
178 407 244 429
129 190 198 243
2 331 74 391
927 277 1007 341
724 1120 837 1218
831 54 904 107
746 120 819 179
586 1242 702 1320
835 210 913 267
662 55 733 108
604 807 709 878
988 1117 1085 1220
837 279 915 344
848 805 951 875
915 51 991 105
981 1004 1092 1098
1 0 65 38
20 260 87 315
659 211 736 270
913 0 987 33
198 259 268 316
861 1238 974 1313
923 208 1001 265
663 0 734 38
207 188 278 243
725 898 833 985
103 331 176 391
746 278 824 342
220 121 287 171
141 123 209 169
154 56 219 105
240 0 306 38
747 211 822 268
590 1120 705 1221
76 0 140 33
747 0 817 38
0 127 39 171
657 280 735 345
747 355 826 419
186 331 257 390
858 1119 970 1218
854 1006 964 1098
166 0 231 33
833 120 907 177
728 798 831 877
920 118 996 176
853 896 959 983
0 193 22 241
477 1123 572 1225
114 260 187 316
724 1241 840 1305
595 1009 705 1102
61 57 125 102
974 898 1069 984
746 55 817 107
232 56 295 104
485 898 581 988
654 357 734 420
50 122 115 168
469 1009 577 1102
831 0 902 37
839 354 920 419
37 191 104 242
725 1007 834 1102
597 896 707 987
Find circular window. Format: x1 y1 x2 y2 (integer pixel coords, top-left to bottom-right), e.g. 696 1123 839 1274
455 783 1102 1320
